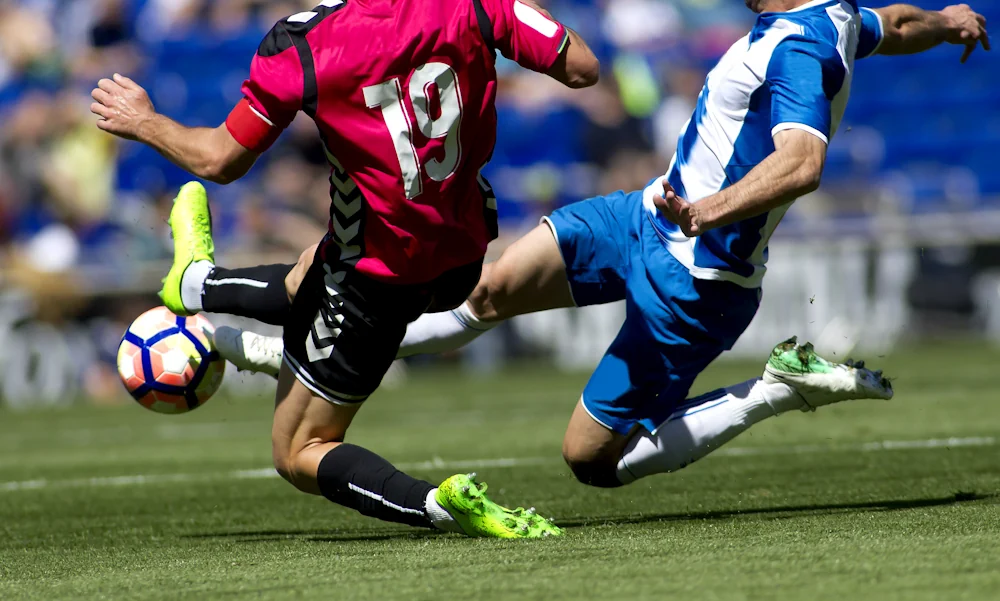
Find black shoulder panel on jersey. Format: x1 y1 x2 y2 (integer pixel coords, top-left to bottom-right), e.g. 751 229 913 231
257 23 294 57
471 0 495 56
259 1 349 117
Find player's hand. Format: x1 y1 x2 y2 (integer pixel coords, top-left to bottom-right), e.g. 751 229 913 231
941 4 990 63
91 74 156 141
653 180 703 237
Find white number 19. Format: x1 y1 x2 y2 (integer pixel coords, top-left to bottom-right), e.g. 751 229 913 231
363 62 464 199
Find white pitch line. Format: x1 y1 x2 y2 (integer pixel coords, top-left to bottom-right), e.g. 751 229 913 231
713 436 997 457
0 436 994 493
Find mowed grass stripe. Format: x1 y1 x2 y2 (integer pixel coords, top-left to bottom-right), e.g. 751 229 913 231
2 435 993 493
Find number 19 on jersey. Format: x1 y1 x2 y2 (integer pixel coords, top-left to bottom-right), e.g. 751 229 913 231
363 62 464 199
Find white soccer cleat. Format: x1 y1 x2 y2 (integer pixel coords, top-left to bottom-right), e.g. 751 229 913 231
213 326 284 379
762 337 893 411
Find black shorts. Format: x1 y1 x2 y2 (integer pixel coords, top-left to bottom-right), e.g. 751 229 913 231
283 238 482 404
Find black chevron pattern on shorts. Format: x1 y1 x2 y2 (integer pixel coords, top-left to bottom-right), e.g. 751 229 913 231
306 265 348 362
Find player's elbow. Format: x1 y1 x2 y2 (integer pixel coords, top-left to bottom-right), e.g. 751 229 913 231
551 39 600 89
565 56 600 89
793 155 824 195
198 156 250 185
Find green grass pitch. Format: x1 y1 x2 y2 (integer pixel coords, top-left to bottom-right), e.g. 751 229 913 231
1 342 999 600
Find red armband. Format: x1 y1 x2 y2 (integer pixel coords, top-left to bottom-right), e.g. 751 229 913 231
225 98 283 153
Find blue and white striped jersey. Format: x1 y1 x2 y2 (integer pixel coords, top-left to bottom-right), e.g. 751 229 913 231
644 0 885 288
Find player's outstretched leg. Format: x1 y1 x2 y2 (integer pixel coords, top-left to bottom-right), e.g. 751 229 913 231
615 338 892 484
213 222 576 375
160 181 297 324
273 365 561 538
397 223 575 358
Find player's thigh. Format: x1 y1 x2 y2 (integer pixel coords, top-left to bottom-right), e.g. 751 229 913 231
271 361 362 494
284 253 409 403
474 223 575 321
284 243 319 302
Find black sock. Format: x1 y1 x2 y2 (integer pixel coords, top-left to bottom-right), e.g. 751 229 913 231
316 444 434 528
201 264 293 326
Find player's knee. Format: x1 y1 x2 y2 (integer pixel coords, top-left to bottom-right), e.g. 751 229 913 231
297 244 318 268
466 263 497 320
272 448 315 493
272 448 295 486
482 260 519 320
271 439 309 491
561 445 624 489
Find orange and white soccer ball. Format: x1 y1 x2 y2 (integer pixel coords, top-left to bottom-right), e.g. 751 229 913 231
117 307 226 414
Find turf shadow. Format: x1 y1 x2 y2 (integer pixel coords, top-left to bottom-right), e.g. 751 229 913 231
184 493 994 541
556 491 995 529
184 528 445 543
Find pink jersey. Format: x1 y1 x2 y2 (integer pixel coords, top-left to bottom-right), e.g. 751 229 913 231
226 0 568 284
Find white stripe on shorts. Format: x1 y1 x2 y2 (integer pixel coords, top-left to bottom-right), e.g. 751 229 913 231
283 353 369 405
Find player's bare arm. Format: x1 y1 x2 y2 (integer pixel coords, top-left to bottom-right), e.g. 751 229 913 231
876 3 989 62
514 0 598 88
653 129 826 237
545 27 599 88
91 73 258 184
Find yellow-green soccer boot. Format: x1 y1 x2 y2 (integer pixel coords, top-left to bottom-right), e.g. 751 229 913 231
435 473 564 539
160 182 215 316
763 337 893 410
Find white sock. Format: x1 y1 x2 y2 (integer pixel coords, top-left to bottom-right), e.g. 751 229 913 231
616 378 804 484
424 488 463 533
396 302 498 359
180 260 214 313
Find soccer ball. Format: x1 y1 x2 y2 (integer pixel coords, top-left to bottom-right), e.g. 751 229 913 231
117 307 226 414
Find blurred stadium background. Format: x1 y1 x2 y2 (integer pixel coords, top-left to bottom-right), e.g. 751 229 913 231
2 0 999 408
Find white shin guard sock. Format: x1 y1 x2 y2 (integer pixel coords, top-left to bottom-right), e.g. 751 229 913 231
424 488 463 533
180 260 214 313
396 302 498 359
616 378 803 484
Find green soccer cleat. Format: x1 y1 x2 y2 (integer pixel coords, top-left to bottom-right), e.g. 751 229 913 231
160 182 215 316
435 473 564 539
763 336 893 410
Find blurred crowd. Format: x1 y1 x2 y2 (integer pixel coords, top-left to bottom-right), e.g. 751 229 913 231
1 0 998 301
0 0 758 288
0 0 998 405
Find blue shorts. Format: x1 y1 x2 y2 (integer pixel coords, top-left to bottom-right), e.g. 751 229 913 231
545 187 761 434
